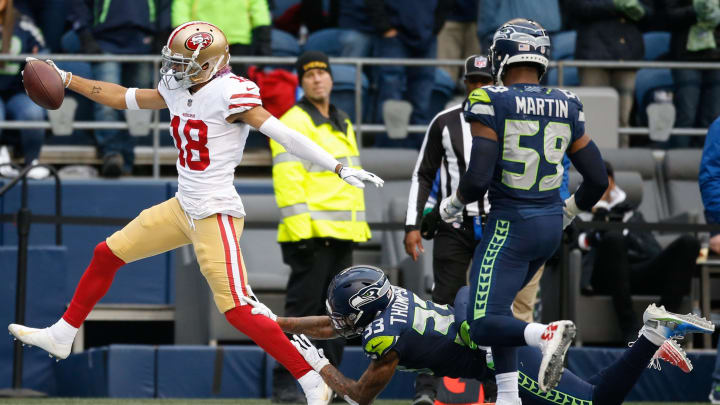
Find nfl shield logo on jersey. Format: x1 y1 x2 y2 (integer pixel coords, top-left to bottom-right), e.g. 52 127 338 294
187 99 193 107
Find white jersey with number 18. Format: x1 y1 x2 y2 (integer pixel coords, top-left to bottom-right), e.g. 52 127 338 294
157 73 262 219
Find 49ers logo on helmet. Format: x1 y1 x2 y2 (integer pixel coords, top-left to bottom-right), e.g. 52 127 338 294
185 32 214 51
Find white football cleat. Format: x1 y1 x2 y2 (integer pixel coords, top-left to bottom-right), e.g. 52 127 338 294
8 323 71 360
648 339 692 373
642 304 714 340
538 320 576 393
300 370 333 405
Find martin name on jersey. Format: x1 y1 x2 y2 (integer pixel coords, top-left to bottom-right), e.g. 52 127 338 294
463 84 585 216
361 287 488 379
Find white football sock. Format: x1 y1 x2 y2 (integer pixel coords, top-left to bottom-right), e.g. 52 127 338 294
495 371 520 405
523 322 547 348
48 318 78 345
298 370 322 392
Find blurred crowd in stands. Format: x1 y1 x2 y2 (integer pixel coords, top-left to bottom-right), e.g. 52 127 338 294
0 0 719 177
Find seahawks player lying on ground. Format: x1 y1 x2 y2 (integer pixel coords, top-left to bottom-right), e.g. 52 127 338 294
243 266 714 405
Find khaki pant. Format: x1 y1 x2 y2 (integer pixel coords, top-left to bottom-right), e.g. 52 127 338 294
579 68 636 127
437 21 482 81
107 197 249 313
512 265 544 323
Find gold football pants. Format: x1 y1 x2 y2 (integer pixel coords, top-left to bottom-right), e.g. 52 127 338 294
106 197 249 313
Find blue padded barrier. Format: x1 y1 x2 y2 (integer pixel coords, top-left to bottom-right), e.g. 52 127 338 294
220 346 266 398
157 346 216 398
55 345 155 397
0 246 67 394
55 347 108 397
157 345 265 398
566 346 713 401
0 180 171 304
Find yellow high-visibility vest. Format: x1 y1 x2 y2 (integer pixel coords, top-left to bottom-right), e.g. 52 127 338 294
270 98 371 243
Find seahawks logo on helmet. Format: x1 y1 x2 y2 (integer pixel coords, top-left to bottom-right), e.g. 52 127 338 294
349 278 391 310
489 18 551 85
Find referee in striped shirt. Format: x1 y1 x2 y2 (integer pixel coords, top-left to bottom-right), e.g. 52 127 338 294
404 55 494 405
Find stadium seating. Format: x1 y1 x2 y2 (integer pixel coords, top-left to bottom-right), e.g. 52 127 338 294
271 29 301 57
566 87 619 148
566 169 692 345
663 148 704 221
599 148 668 222
329 64 369 123
303 28 346 56
545 30 579 87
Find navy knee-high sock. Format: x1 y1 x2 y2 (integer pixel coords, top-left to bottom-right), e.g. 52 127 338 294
587 335 657 405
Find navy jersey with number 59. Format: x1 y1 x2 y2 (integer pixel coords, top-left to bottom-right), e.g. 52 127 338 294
463 84 585 216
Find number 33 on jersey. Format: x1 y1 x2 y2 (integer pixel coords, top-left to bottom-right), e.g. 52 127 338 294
464 85 585 207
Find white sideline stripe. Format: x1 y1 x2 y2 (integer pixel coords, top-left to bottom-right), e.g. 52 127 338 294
220 214 246 301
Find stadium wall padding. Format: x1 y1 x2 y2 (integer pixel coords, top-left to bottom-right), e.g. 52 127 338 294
30 343 720 399
0 246 67 394
0 179 275 306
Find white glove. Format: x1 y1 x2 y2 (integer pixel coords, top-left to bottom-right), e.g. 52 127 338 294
563 194 581 230
439 194 465 223
291 334 330 372
338 166 384 189
25 57 72 88
240 296 277 321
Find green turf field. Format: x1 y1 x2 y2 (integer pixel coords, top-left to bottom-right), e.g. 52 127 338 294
0 400 708 405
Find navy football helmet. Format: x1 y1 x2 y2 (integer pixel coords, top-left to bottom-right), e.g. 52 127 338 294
326 265 394 338
490 18 551 84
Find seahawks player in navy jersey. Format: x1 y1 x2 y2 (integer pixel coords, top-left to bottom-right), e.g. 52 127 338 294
243 266 714 405
437 19 610 403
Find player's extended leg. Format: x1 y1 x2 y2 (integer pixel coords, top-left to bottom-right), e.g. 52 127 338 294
467 214 572 396
514 304 714 405
191 214 331 405
9 197 192 359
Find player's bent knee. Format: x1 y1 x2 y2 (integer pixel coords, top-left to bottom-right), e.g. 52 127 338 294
469 317 495 344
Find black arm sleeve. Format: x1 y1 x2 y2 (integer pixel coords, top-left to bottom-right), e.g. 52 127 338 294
568 140 609 211
457 136 499 205
407 114 447 230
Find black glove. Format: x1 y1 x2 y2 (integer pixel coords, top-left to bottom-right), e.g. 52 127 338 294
420 207 441 240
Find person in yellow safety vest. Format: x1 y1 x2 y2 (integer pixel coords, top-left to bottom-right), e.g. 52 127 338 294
269 50 371 403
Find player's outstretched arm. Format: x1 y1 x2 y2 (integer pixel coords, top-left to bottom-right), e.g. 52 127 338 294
31 57 167 110
240 296 338 339
563 134 609 227
278 316 338 339
233 106 384 189
292 334 398 405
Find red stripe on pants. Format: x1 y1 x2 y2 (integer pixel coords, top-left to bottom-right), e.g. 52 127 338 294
217 214 241 307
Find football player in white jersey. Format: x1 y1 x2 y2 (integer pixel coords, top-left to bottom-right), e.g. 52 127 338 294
9 21 383 405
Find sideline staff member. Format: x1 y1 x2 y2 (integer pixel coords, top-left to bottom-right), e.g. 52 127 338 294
270 51 371 402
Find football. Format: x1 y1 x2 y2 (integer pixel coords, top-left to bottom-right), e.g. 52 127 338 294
23 59 64 110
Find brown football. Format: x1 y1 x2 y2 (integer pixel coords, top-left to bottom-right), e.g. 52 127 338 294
23 59 64 110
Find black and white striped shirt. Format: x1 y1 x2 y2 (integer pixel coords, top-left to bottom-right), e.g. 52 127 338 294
405 104 489 230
